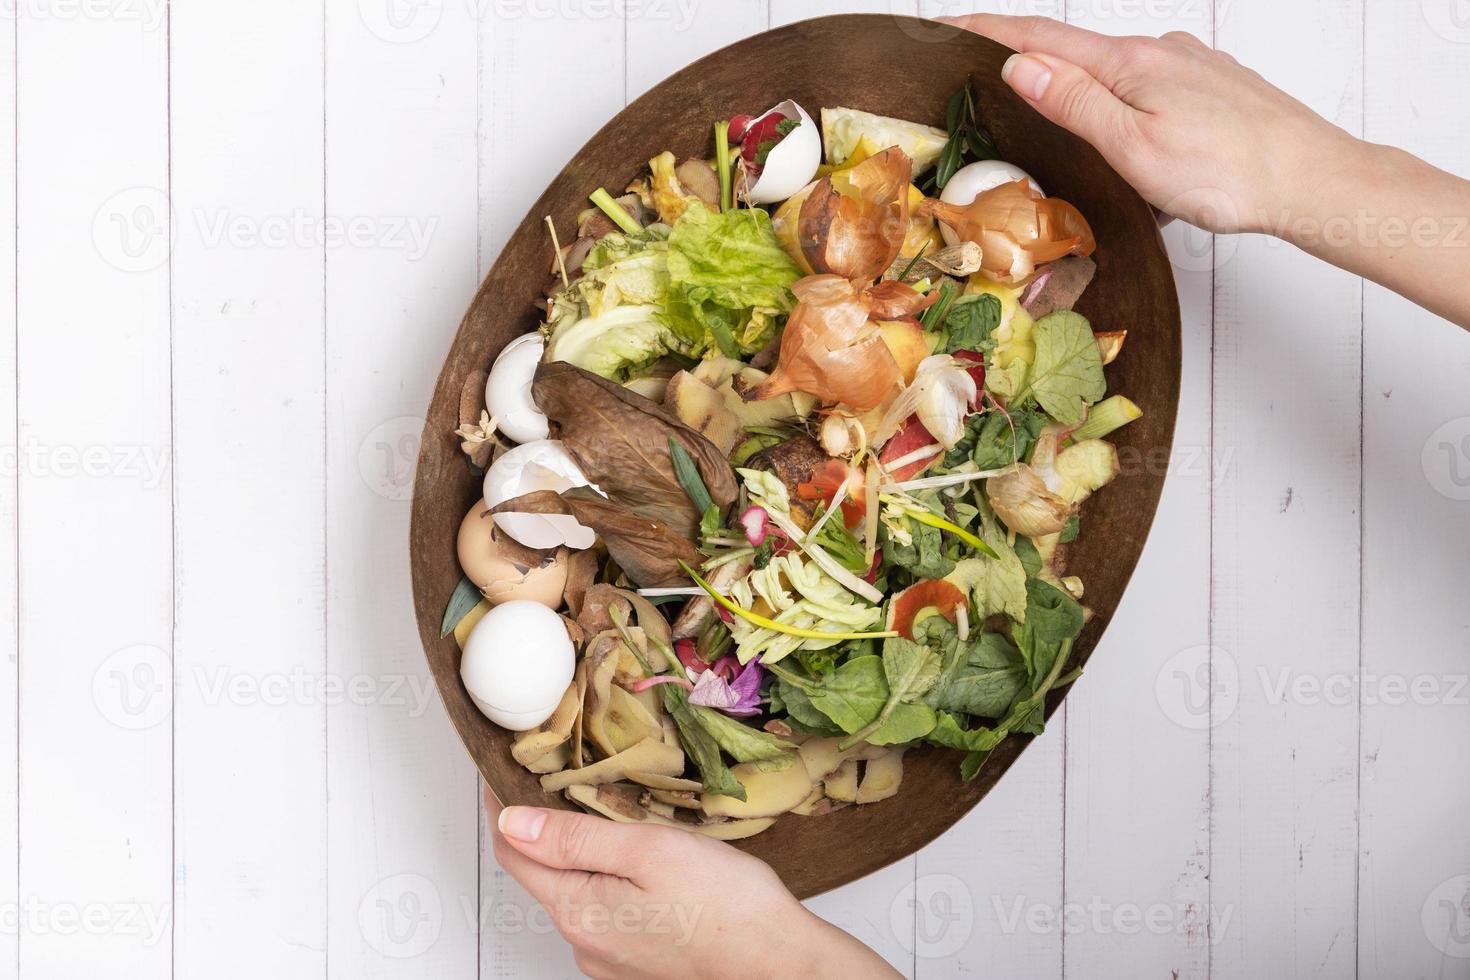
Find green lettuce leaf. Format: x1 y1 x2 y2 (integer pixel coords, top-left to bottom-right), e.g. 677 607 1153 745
1017 310 1106 424
666 203 800 356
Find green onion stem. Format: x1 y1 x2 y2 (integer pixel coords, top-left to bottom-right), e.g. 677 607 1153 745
589 187 641 235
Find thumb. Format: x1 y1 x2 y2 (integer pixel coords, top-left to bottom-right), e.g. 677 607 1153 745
1001 52 1136 155
498 804 683 881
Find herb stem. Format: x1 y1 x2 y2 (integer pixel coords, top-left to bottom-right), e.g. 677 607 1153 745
589 187 641 235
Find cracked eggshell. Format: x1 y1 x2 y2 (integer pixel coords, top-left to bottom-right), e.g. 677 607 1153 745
746 101 822 205
486 332 550 444
460 600 575 731
483 440 601 550
937 160 1044 246
456 501 569 609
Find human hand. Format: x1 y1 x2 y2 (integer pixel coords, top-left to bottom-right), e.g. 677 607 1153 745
941 14 1363 235
484 785 900 979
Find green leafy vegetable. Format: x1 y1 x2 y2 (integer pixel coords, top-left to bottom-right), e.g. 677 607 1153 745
665 203 800 357
838 636 942 749
690 706 798 770
928 79 1000 193
1060 513 1081 544
944 408 1047 470
1016 310 1106 425
714 119 734 212
919 277 958 331
440 576 483 638
939 294 1002 355
883 520 956 580
669 437 716 516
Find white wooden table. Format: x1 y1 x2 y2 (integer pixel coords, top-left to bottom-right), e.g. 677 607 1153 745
5 0 1469 977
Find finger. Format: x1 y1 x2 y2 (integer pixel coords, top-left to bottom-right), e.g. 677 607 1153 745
1000 52 1140 155
498 805 684 882
940 13 1121 82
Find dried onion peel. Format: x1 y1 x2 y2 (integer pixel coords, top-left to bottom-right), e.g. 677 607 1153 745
921 178 1096 284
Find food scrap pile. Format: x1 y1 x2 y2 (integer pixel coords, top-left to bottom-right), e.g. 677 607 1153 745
444 89 1141 838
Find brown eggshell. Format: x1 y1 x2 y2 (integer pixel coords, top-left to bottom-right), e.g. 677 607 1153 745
456 502 569 609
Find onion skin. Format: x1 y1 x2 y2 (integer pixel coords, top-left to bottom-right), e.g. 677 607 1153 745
922 178 1097 284
797 147 914 282
985 463 1072 537
746 275 902 411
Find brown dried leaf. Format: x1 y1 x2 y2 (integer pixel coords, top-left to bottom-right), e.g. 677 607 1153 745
532 360 737 540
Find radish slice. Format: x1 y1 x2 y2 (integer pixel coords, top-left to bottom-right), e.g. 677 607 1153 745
740 505 771 546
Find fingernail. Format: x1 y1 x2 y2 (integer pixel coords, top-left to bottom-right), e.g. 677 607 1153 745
499 806 547 843
1002 54 1052 102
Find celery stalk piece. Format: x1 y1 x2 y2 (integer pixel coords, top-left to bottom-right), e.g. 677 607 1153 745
715 120 734 212
588 187 642 235
1071 395 1143 442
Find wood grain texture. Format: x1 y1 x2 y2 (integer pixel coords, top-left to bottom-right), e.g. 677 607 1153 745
15 5 174 977
170 1 328 975
324 0 482 976
1211 1 1365 976
410 11 1180 903
1359 4 1470 978
1054 4 1218 977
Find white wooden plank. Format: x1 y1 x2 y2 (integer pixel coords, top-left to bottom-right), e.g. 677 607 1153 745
1053 8 1214 980
15 6 173 978
1211 1 1364 975
625 0 767 101
0 8 17 977
168 1 328 975
477 6 627 976
1358 7 1470 978
907 3 1068 978
324 1 481 976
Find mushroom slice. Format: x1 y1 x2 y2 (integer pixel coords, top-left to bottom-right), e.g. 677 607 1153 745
625 771 703 793
702 761 814 820
824 759 859 802
539 738 684 792
854 748 906 804
510 682 579 769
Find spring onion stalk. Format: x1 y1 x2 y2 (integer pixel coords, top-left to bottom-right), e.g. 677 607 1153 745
760 503 885 605
881 468 1009 493
714 120 734 212
882 494 999 559
806 482 848 542
863 461 880 566
884 443 942 472
920 277 959 331
680 562 897 641
589 187 641 235
1070 395 1142 442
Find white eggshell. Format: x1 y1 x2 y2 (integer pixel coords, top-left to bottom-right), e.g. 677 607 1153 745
486 333 549 444
460 600 575 731
937 160 1045 245
483 440 602 550
746 101 822 205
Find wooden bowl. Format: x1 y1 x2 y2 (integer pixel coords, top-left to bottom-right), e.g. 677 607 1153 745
410 13 1180 899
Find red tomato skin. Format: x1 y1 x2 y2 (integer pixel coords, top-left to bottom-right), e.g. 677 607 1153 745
890 580 967 639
